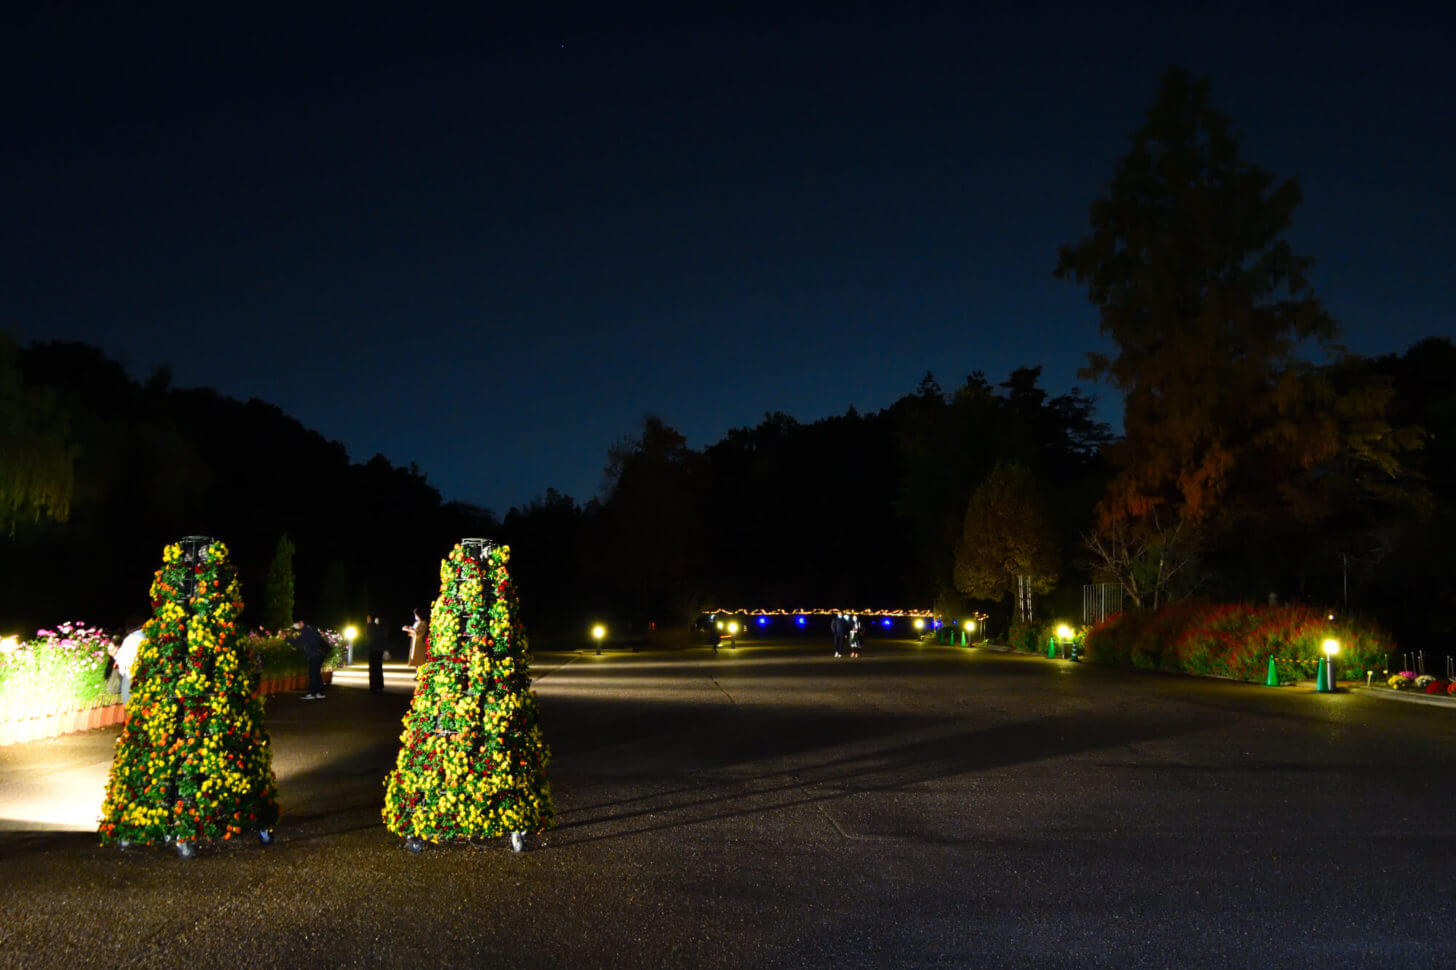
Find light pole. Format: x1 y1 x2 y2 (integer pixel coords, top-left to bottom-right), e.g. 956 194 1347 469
591 624 606 656
1317 637 1339 693
343 625 358 666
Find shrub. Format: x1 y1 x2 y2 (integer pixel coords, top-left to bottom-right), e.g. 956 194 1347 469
1448 682 1456 697
1424 681 1447 695
1389 674 1413 690
1084 602 1394 684
1006 621 1047 654
241 628 343 680
1415 675 1437 688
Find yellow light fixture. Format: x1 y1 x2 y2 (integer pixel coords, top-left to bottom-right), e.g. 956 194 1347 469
343 625 359 642
1056 624 1074 641
727 621 739 635
963 620 975 632
0 635 19 654
1322 638 1339 656
913 618 925 630
591 624 606 641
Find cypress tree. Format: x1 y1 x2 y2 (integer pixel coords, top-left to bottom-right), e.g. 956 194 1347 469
261 534 295 631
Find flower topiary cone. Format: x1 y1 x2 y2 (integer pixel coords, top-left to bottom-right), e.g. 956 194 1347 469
99 537 280 849
383 540 554 846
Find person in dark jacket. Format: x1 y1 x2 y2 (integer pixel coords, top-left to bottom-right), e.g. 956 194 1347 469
365 615 385 692
831 612 846 658
292 619 327 700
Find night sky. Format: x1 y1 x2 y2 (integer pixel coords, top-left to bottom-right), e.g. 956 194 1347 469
7 2 1453 514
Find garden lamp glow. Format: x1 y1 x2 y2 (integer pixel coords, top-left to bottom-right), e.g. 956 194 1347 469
1323 638 1339 656
963 620 975 632
0 635 18 654
727 621 739 635
1056 624 1074 641
913 618 925 630
343 625 358 643
591 624 606 641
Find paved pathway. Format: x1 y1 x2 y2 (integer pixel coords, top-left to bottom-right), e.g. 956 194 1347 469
2 640 1453 967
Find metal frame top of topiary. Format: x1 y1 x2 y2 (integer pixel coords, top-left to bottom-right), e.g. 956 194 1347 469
383 539 554 853
98 536 280 857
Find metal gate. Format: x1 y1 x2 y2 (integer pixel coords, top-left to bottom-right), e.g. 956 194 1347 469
1082 583 1123 627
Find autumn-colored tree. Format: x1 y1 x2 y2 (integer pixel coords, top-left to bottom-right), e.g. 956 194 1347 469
1056 68 1338 532
953 461 1060 621
1055 69 1428 606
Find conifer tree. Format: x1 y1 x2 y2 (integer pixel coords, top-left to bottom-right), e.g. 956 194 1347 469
383 540 553 851
99 537 280 855
261 533 295 631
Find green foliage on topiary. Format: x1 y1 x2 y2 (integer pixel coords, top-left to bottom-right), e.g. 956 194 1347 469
98 539 279 847
383 541 553 843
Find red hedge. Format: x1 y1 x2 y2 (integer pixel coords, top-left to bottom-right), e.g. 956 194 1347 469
1083 602 1393 683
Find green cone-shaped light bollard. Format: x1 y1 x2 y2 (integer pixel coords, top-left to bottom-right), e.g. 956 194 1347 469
1047 636 1057 659
1265 656 1279 687
1316 656 1333 693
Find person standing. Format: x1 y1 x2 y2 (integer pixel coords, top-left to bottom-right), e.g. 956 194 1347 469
366 615 385 692
849 614 863 659
403 608 428 668
109 617 145 705
831 612 845 658
292 618 327 700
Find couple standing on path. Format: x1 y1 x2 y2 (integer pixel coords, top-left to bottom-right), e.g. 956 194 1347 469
831 612 863 659
367 609 430 692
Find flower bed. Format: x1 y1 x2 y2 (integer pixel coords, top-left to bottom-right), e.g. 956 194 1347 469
1083 602 1392 684
0 622 114 721
0 621 343 745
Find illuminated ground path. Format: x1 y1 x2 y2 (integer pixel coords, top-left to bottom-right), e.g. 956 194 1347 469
2 638 1454 966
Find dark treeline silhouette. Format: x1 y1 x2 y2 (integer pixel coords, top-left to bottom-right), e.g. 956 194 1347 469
6 336 1456 649
506 366 1113 636
2 341 495 636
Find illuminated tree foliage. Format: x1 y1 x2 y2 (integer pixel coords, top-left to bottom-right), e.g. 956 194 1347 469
99 539 280 848
1056 70 1424 605
953 461 1060 619
1055 68 1337 528
0 331 74 533
383 541 553 845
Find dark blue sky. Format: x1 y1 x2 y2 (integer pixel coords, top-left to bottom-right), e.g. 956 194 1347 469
7 2 1453 514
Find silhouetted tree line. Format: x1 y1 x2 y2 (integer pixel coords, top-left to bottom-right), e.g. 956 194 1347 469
507 369 1112 636
4 333 1453 647
7 69 1454 650
0 340 494 635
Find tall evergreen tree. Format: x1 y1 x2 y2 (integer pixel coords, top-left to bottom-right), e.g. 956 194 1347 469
383 540 553 851
261 534 295 630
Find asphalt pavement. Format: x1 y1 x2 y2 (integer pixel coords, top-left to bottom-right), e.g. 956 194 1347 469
2 640 1454 968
